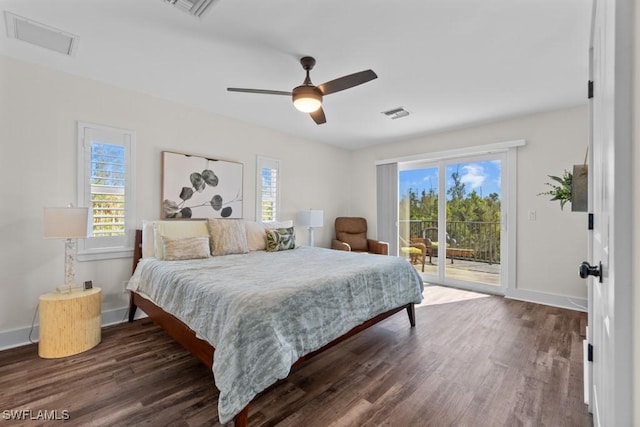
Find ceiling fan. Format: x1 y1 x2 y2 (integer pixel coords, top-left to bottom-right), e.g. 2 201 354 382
227 56 377 125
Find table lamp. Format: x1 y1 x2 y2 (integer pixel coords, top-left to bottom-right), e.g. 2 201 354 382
43 205 89 293
297 209 323 247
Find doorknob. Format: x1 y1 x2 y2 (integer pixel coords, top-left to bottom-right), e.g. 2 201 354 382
579 261 602 283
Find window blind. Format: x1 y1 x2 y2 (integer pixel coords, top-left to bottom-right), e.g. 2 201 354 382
90 142 125 236
257 157 280 222
376 162 399 256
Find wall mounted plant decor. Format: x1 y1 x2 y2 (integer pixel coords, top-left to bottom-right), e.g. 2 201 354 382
538 165 588 212
162 151 243 219
538 170 573 210
571 164 588 212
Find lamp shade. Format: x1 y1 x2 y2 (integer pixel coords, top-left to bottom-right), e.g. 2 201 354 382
297 210 323 228
43 207 89 239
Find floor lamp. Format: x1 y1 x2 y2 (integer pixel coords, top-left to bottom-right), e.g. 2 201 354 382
43 205 89 293
297 209 324 247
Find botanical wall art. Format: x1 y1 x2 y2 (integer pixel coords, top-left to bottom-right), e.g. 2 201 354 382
162 151 243 219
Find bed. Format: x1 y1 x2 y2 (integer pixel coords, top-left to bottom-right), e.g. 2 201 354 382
127 219 424 426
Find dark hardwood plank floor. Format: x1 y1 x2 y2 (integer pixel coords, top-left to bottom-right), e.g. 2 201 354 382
0 287 592 426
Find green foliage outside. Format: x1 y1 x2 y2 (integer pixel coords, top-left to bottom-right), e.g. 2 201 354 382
91 143 126 236
400 170 502 263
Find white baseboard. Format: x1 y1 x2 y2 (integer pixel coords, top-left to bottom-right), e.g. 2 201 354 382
0 307 147 352
505 288 588 312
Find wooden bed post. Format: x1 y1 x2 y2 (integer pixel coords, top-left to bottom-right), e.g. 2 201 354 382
234 407 249 427
128 292 138 323
406 303 416 327
128 229 143 323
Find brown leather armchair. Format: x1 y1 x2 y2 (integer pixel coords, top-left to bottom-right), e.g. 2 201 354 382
331 217 389 255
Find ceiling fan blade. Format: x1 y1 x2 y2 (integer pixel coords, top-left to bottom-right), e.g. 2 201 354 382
317 70 377 95
310 107 326 125
227 88 292 96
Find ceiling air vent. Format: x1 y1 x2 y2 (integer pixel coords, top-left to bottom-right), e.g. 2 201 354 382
162 0 218 17
382 107 410 120
4 12 78 56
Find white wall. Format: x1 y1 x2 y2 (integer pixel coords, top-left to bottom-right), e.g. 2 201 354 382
0 53 593 347
632 0 639 421
0 56 351 340
349 106 589 303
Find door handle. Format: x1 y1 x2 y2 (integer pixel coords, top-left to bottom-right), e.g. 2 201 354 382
579 261 602 283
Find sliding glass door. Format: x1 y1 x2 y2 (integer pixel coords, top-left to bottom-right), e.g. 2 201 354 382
399 165 440 276
399 153 507 294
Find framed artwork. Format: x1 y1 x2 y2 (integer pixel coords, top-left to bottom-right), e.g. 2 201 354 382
162 151 243 219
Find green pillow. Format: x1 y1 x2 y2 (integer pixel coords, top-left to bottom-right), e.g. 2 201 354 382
266 227 296 252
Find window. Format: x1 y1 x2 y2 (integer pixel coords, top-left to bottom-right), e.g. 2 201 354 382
256 156 280 222
77 122 136 260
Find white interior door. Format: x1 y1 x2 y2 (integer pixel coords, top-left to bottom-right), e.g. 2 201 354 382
588 0 633 424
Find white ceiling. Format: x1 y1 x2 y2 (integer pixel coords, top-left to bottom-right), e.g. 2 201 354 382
0 0 592 150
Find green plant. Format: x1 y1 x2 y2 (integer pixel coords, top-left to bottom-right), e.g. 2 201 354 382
538 170 572 210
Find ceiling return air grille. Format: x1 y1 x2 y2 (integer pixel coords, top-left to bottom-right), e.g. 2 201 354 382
4 12 78 56
162 0 218 17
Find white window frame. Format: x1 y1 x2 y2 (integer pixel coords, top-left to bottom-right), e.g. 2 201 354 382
77 121 136 261
256 156 280 222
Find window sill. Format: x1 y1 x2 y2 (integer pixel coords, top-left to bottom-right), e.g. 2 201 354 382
78 247 134 262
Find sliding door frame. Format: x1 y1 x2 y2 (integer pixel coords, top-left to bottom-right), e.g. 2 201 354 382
392 141 521 295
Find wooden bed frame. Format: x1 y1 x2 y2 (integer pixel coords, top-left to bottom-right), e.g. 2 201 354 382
128 229 416 426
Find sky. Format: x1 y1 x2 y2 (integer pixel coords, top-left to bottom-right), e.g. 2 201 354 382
399 160 502 200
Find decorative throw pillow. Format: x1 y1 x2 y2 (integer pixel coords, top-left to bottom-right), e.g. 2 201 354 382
207 219 249 256
245 221 267 251
266 227 296 252
162 236 210 261
154 220 210 260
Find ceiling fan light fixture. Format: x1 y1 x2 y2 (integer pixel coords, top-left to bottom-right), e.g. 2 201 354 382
292 86 322 113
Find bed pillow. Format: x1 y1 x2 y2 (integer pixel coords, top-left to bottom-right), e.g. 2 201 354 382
154 220 209 260
245 221 267 251
208 219 249 256
141 220 156 258
162 236 210 261
266 227 296 252
263 220 293 229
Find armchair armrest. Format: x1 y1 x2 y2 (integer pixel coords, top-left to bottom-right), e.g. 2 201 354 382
367 239 389 255
332 240 351 251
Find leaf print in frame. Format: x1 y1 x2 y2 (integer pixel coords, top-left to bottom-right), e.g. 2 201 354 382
162 151 243 219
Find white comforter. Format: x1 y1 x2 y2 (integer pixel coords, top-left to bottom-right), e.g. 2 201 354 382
127 246 423 423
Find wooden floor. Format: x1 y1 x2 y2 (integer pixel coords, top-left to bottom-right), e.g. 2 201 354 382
0 286 592 426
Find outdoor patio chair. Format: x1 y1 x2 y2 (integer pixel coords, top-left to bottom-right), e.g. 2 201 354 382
422 227 473 264
400 236 428 271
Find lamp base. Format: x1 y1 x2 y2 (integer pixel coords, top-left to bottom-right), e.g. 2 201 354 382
308 227 315 247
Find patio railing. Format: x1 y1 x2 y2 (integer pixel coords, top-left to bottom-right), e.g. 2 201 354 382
399 220 501 264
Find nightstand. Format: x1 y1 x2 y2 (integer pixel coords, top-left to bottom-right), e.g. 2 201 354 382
38 287 102 358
